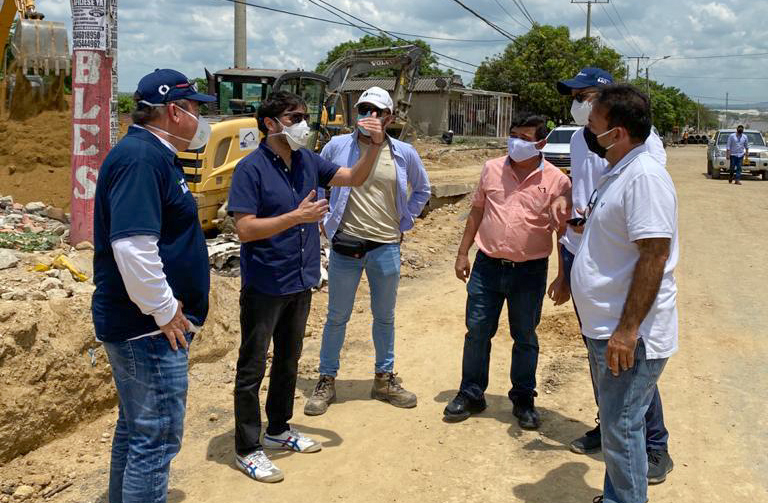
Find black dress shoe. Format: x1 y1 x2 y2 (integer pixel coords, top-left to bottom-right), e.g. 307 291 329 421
443 393 487 422
511 395 541 430
647 449 674 484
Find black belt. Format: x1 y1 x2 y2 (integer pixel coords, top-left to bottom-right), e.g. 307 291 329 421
479 251 547 268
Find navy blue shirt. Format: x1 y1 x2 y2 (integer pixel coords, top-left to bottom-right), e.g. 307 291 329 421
227 142 340 296
92 127 210 342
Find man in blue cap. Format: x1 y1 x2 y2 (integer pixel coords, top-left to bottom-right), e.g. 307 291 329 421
549 68 673 485
92 68 215 503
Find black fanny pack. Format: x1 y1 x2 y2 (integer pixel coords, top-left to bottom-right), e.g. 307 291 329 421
331 231 385 259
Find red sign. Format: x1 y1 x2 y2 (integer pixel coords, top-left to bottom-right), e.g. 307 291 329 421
69 0 117 245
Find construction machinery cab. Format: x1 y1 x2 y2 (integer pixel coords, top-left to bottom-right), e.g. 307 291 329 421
179 68 330 232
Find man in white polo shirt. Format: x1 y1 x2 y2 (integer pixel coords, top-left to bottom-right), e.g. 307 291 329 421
551 68 673 485
571 84 678 503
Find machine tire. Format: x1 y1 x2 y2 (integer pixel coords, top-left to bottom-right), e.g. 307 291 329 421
707 158 713 175
711 164 721 179
762 170 768 181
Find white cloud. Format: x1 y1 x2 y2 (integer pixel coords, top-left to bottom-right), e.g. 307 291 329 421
28 0 768 105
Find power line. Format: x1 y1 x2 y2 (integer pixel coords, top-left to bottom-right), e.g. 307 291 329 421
690 94 764 103
574 3 623 55
215 0 506 43
655 74 768 80
512 0 536 24
492 0 530 29
313 0 481 70
610 1 644 55
666 51 768 60
448 0 518 40
597 3 634 55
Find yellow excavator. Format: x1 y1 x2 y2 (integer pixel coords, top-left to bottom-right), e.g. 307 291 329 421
0 0 70 120
179 45 424 232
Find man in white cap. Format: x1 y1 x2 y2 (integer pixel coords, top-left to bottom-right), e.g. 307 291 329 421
304 86 431 416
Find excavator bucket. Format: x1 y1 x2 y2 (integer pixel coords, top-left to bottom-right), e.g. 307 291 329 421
11 18 70 75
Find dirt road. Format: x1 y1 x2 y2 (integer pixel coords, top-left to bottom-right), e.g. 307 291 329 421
3 145 767 502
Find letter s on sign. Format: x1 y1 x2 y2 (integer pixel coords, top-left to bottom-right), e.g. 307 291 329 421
73 166 98 200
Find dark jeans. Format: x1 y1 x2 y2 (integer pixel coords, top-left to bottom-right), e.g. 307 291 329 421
729 155 743 181
561 245 669 450
459 251 547 401
235 287 312 456
103 333 192 503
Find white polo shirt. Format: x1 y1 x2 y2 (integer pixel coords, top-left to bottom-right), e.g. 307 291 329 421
571 144 679 360
561 128 666 255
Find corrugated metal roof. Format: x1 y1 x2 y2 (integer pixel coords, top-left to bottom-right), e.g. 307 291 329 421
339 76 457 93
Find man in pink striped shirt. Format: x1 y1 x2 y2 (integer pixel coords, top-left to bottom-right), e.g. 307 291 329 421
444 115 571 429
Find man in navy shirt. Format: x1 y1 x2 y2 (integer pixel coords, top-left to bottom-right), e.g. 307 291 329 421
92 69 215 503
227 91 386 483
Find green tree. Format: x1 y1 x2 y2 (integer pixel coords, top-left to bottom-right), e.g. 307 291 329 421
473 25 625 122
631 78 713 134
314 35 449 77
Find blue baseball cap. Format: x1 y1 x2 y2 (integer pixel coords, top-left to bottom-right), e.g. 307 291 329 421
557 67 614 95
136 68 216 105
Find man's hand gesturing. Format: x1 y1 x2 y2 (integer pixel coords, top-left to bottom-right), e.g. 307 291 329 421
293 190 329 224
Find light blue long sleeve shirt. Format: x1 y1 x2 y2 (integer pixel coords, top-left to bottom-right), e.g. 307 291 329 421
727 133 749 157
319 132 431 240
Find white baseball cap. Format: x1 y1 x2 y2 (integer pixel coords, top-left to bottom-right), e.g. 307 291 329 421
355 86 394 112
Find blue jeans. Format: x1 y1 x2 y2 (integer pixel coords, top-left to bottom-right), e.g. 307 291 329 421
586 338 668 503
103 333 192 503
730 155 743 180
319 244 401 377
459 251 547 401
561 245 669 451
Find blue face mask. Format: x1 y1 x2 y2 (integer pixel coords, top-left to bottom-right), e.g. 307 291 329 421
357 112 372 136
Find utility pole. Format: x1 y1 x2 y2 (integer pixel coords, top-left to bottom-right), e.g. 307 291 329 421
725 92 729 128
571 0 610 39
626 55 648 80
697 99 700 132
234 0 247 68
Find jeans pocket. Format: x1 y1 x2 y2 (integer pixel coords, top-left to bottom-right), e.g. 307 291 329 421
104 340 137 381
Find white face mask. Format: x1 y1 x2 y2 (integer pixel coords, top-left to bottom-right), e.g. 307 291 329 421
570 99 592 126
507 137 540 163
145 103 211 150
269 118 311 150
597 127 618 151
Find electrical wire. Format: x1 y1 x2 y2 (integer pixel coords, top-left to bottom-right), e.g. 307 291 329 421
655 74 768 80
448 0 518 40
313 0 481 70
574 3 623 56
492 0 530 29
216 0 506 43
597 3 635 56
512 0 536 25
666 51 768 60
610 1 644 55
690 94 763 103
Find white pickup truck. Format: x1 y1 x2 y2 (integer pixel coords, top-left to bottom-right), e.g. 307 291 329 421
707 129 768 180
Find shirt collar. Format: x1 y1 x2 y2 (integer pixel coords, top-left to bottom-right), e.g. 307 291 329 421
604 143 648 178
131 125 178 154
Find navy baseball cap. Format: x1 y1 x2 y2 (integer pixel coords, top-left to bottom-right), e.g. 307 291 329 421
136 68 216 105
557 67 614 95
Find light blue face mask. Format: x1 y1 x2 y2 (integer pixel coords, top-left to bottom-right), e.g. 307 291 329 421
357 112 372 136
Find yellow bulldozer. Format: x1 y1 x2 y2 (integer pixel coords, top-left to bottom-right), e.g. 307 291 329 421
179 45 424 233
0 0 70 120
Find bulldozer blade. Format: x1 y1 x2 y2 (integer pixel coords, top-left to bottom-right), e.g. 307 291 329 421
11 18 70 75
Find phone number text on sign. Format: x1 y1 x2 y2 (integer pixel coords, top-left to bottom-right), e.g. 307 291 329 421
72 0 107 51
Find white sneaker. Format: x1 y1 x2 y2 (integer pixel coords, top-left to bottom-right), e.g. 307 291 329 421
235 450 284 483
263 428 322 453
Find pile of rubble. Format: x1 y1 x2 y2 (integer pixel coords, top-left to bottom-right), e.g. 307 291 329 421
0 195 69 251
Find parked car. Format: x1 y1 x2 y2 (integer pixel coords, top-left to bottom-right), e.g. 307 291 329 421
542 125 580 174
707 129 768 180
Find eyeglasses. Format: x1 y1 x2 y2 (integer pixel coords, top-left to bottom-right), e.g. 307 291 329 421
280 112 311 124
586 189 599 217
358 104 391 117
573 91 597 103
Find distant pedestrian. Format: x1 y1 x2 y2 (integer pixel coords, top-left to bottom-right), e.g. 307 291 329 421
227 90 386 483
727 125 749 184
444 115 571 429
551 67 673 485
571 84 679 503
92 69 215 503
304 87 431 416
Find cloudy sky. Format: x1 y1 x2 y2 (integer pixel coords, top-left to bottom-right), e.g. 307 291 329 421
37 0 768 105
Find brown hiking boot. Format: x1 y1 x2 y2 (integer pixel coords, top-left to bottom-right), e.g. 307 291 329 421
304 375 336 416
371 372 417 408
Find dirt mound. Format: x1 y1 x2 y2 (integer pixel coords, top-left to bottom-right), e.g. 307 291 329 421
0 250 242 464
0 107 72 209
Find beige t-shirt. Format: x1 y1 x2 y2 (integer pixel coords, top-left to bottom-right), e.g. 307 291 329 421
340 141 400 243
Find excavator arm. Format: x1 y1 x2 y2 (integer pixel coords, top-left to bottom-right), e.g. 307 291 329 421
323 45 424 138
0 0 18 57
